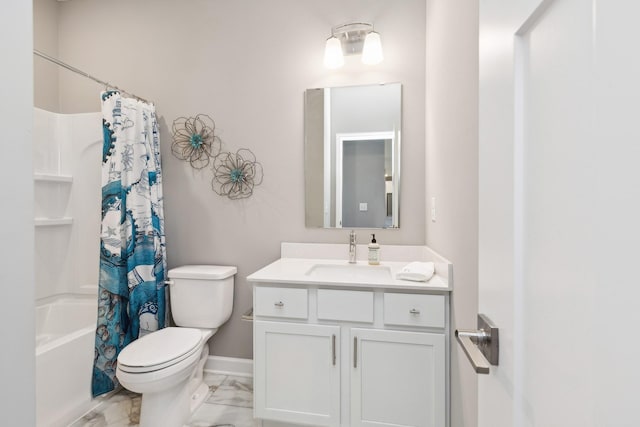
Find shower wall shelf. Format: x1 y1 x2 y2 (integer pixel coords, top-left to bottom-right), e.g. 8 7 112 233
34 173 73 183
34 217 73 227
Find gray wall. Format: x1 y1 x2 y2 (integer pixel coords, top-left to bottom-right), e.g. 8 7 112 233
34 0 59 112
53 0 426 358
425 2 479 427
0 1 35 424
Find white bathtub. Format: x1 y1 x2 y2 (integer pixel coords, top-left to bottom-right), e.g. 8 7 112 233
36 295 99 427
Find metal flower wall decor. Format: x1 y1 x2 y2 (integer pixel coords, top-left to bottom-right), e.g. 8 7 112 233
212 149 264 200
171 113 264 199
171 114 221 169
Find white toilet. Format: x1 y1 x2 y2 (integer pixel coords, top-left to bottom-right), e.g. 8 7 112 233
116 265 236 427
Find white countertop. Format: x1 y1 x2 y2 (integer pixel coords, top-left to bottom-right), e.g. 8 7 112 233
247 257 452 292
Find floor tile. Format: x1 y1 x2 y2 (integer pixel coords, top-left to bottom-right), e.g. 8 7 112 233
186 402 259 427
203 372 228 394
206 375 253 408
69 373 257 426
70 390 141 426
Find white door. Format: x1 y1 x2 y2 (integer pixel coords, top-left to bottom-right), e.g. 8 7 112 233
254 321 341 426
351 328 445 427
479 0 640 426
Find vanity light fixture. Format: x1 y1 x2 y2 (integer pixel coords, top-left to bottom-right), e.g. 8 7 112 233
324 35 344 69
361 31 384 65
323 22 384 69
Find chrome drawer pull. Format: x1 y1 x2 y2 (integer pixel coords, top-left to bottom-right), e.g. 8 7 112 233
274 301 284 308
409 308 421 315
353 337 358 368
332 334 336 366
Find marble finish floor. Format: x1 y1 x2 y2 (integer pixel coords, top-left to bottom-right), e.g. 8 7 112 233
71 373 259 427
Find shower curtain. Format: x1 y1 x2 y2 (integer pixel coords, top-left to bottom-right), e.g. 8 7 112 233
92 91 167 397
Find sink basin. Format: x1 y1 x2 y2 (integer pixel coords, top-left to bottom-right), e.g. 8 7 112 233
305 263 392 283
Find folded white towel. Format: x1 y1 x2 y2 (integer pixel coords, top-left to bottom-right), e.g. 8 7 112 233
396 262 435 282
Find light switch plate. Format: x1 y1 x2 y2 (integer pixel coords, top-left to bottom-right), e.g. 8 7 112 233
359 202 368 212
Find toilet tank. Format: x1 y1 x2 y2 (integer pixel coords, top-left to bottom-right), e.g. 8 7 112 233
167 265 237 328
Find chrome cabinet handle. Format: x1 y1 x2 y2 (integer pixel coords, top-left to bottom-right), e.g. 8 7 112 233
353 337 358 368
274 301 284 308
455 313 499 374
332 334 336 366
409 308 421 315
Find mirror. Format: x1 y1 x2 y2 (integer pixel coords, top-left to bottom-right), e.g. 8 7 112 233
304 83 401 229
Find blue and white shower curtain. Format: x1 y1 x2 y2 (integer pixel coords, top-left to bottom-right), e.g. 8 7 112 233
92 91 167 397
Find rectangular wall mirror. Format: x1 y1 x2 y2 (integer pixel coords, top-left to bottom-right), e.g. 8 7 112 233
304 83 402 229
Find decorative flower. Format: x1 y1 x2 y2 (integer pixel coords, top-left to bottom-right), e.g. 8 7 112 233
171 115 221 169
211 149 263 200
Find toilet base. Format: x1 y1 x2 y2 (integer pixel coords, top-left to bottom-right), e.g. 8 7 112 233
190 381 210 413
137 379 211 427
135 334 213 427
139 379 191 427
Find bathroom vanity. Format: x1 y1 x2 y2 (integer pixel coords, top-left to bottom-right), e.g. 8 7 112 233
248 243 452 427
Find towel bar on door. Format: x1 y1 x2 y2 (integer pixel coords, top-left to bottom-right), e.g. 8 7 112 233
241 307 254 322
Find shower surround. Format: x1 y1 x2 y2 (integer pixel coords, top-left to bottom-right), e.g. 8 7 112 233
34 107 103 426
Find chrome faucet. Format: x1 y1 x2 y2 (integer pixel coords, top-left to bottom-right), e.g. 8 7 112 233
349 230 357 263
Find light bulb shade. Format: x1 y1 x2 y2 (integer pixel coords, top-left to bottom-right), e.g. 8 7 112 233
324 36 344 69
362 31 384 65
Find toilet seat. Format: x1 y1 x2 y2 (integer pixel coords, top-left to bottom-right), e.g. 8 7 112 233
117 327 203 374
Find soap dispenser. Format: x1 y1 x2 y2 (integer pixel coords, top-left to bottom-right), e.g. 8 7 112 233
368 234 380 265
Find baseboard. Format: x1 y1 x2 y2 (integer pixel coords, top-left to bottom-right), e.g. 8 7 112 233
204 355 253 378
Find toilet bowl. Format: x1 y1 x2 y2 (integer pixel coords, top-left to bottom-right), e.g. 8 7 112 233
116 265 236 427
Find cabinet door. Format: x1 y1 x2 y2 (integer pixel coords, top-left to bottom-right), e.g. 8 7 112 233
254 321 341 427
351 329 445 427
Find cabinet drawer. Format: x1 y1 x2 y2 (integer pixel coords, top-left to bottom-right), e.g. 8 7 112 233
317 289 373 323
384 293 445 328
255 287 308 319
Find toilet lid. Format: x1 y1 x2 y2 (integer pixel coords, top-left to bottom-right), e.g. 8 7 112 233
117 327 203 372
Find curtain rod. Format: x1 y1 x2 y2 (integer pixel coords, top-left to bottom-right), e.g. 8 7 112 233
33 49 152 104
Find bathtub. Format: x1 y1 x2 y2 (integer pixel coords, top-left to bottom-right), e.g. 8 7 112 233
36 294 99 427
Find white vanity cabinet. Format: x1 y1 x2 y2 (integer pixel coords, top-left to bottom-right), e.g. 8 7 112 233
350 328 445 427
254 321 341 426
252 284 449 427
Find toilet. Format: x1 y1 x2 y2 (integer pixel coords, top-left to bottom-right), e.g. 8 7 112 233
116 265 236 427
